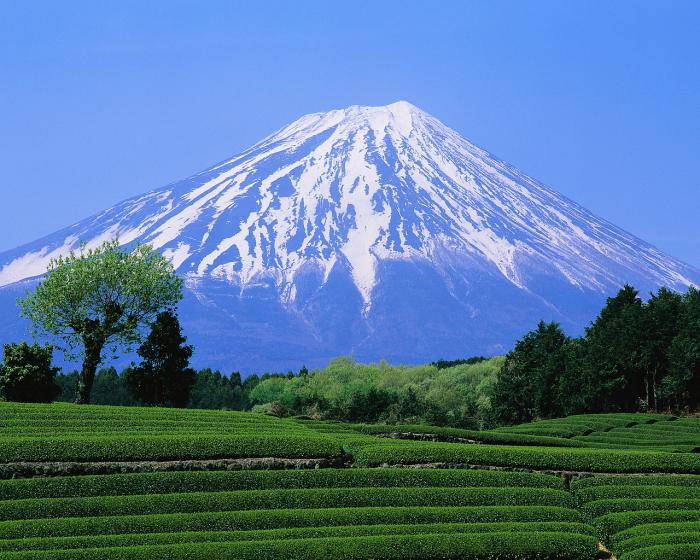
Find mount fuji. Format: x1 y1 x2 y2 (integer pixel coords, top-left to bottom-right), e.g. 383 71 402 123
1 101 698 372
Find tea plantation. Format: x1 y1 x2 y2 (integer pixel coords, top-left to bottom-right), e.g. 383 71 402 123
0 403 698 559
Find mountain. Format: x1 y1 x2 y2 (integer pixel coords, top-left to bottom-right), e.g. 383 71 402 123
1 101 698 372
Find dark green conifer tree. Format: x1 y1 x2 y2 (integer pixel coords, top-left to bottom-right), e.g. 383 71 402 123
490 321 569 424
663 287 700 410
583 284 646 411
125 311 195 407
640 287 683 410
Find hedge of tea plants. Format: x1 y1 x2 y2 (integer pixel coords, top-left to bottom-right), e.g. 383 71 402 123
571 473 700 559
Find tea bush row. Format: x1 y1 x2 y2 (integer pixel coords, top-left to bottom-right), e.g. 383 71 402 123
353 442 700 473
571 473 700 489
0 468 564 500
581 498 700 519
620 543 700 560
0 505 584 539
595 511 700 542
612 521 700 544
614 531 700 556
0 522 596 553
354 424 581 447
0 531 599 560
575 484 700 504
0 434 341 463
0 486 573 521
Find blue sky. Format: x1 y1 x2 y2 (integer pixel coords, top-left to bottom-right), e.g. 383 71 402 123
1 1 698 266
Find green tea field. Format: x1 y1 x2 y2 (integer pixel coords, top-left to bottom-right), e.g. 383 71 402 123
0 403 698 559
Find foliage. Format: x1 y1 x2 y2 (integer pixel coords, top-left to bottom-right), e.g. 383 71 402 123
573 472 700 560
490 321 569 425
0 486 574 521
0 401 342 463
0 505 583 540
89 367 138 406
0 433 340 463
125 312 195 407
618 541 700 560
188 369 244 409
247 356 502 427
491 285 700 422
0 468 564 501
430 357 487 369
354 423 584 447
19 239 182 404
0 532 598 560
662 287 700 409
0 342 60 403
354 442 700 473
0 523 595 553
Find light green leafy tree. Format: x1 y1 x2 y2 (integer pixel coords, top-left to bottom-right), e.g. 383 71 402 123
20 239 182 404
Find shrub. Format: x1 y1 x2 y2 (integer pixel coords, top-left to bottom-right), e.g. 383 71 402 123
0 522 596 553
614 532 700 555
0 506 583 539
0 487 573 521
619 543 700 560
0 531 598 560
612 521 700 544
575 485 700 504
582 498 700 519
0 434 340 463
571 475 700 492
353 442 700 473
596 510 700 541
0 468 564 500
576 435 699 447
355 424 582 448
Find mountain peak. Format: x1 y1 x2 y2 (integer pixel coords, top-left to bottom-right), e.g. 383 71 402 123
258 100 434 154
0 102 698 368
340 100 423 119
330 100 421 117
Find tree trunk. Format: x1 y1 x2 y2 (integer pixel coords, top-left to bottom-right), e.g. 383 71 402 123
76 336 104 404
644 368 651 412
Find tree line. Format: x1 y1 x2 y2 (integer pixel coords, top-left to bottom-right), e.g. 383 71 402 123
243 356 499 427
490 285 700 425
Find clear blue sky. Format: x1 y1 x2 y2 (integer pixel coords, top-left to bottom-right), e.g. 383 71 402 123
1 1 698 266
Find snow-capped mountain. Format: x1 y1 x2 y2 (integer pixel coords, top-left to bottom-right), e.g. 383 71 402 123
1 101 698 371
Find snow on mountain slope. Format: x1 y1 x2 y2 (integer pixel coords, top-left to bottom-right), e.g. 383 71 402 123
0 101 697 371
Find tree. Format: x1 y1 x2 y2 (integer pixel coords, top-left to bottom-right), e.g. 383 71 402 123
663 287 700 410
639 288 683 410
188 369 243 410
55 371 80 402
91 367 137 406
345 386 392 422
125 311 195 407
490 321 569 425
20 239 182 404
0 342 60 403
555 338 595 416
583 285 646 411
